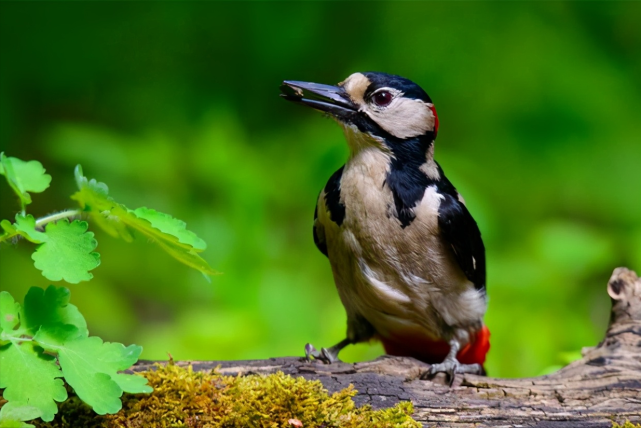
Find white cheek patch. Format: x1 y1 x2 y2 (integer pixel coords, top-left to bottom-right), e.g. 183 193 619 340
367 98 436 139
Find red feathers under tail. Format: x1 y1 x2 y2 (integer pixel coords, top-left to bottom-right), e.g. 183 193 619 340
380 325 491 366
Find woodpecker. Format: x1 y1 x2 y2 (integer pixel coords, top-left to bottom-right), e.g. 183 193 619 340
280 72 490 380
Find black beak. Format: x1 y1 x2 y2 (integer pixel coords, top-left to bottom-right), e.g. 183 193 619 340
280 80 357 119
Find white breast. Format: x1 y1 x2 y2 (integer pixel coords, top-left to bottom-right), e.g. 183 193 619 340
317 147 486 341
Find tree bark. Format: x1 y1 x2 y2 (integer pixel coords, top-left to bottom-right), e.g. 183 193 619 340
135 267 641 427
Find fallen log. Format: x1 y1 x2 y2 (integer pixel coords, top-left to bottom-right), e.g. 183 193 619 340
134 267 641 427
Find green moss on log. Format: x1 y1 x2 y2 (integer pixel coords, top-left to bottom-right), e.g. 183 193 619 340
612 422 641 428
34 363 420 427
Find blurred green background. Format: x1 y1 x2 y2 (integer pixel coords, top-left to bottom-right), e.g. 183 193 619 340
1 2 640 378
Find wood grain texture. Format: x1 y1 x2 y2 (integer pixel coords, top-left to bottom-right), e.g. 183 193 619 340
134 267 641 427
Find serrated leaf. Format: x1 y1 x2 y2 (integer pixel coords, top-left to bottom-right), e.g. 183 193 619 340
0 220 17 243
154 235 218 276
31 219 101 283
0 153 52 208
36 332 151 414
22 286 87 338
0 214 48 244
71 165 133 242
0 402 41 428
0 341 67 422
113 206 216 274
14 215 49 243
73 186 134 242
73 165 109 198
132 207 207 251
72 165 216 276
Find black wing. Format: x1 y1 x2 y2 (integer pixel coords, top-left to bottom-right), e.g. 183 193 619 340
313 166 345 258
313 202 328 257
437 193 486 291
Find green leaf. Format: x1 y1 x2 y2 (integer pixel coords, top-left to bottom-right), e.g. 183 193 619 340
73 164 109 198
31 219 101 283
0 153 52 209
34 331 152 415
71 165 133 242
0 292 20 332
72 165 216 276
0 292 24 342
132 207 206 251
0 220 17 243
0 214 48 244
1 287 149 420
31 323 81 346
0 418 33 428
115 206 216 274
110 372 154 393
14 214 49 243
0 402 41 428
22 286 88 337
0 341 68 422
0 291 25 345
152 235 217 276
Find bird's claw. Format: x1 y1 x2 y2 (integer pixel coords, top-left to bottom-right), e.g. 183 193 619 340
421 359 483 385
304 343 341 364
304 343 319 362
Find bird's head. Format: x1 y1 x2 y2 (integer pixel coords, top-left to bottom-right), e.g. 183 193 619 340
281 72 439 158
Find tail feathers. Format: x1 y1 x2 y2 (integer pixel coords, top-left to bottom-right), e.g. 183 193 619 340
381 325 491 366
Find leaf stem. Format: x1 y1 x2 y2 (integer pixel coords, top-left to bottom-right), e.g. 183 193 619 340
0 335 33 343
0 210 82 244
35 209 82 228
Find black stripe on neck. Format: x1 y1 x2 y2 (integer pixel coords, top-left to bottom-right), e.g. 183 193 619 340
385 134 439 228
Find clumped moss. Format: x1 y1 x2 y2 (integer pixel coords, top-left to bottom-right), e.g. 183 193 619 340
34 363 421 427
612 422 641 428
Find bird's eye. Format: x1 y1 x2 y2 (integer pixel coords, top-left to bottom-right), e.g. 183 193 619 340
372 91 393 107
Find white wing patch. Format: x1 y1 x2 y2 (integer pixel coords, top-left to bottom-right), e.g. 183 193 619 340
412 185 444 230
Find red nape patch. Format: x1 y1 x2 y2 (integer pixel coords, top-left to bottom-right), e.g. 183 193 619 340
380 326 490 366
429 105 439 135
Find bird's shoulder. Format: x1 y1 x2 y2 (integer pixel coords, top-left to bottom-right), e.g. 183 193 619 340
387 159 486 291
431 169 487 292
320 165 346 226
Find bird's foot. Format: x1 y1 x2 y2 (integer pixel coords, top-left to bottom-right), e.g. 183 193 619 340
304 343 342 364
421 358 483 385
